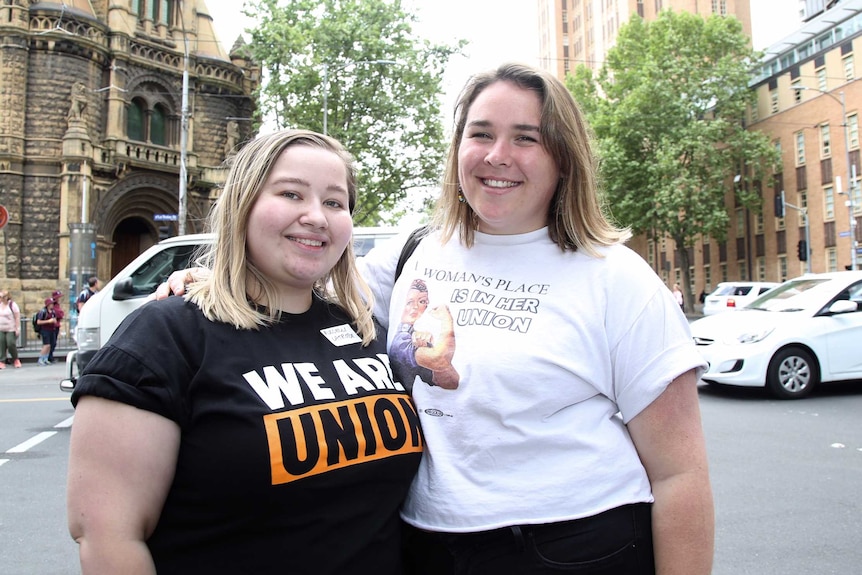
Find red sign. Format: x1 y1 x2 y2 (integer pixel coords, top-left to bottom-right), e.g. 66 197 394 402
0 205 8 231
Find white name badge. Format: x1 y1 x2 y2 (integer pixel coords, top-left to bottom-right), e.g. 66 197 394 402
321 324 362 346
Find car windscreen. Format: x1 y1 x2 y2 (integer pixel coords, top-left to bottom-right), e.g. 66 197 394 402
746 278 829 311
124 244 202 296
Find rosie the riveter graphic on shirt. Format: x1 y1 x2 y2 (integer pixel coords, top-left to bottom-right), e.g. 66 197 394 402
389 278 460 390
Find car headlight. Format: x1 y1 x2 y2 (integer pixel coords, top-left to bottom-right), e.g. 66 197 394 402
732 327 775 344
75 327 101 351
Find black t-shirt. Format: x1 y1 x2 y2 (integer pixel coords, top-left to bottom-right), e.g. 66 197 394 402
73 295 422 575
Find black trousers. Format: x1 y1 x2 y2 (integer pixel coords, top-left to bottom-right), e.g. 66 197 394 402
402 503 655 575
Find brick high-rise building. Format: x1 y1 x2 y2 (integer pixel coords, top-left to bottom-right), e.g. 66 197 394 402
537 0 752 77
0 0 258 319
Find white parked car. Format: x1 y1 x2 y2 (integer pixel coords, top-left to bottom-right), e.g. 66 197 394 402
690 271 862 399
701 281 779 315
60 227 399 391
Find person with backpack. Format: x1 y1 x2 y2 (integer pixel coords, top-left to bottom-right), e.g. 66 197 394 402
0 290 22 369
35 298 57 366
77 276 100 312
48 290 65 363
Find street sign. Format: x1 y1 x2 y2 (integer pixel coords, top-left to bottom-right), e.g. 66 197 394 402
839 230 851 237
154 213 178 221
0 204 7 230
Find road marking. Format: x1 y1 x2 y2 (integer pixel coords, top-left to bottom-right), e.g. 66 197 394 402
55 415 74 428
6 431 58 453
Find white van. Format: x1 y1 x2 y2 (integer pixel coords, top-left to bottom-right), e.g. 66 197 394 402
60 227 399 390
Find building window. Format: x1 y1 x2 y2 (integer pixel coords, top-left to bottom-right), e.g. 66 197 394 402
704 265 712 293
127 99 145 141
778 255 787 281
844 54 855 82
126 95 173 146
770 88 779 114
136 0 174 26
756 212 764 234
816 66 828 91
853 181 862 215
824 185 835 220
757 256 766 280
736 208 745 238
688 266 695 294
738 261 747 281
827 247 837 271
720 262 728 282
151 104 167 145
849 114 859 149
796 131 806 166
792 79 802 103
820 124 831 158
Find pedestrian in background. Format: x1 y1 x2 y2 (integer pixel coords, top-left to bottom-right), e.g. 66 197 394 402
35 298 57 366
0 290 22 369
49 290 64 363
77 277 100 312
672 283 684 311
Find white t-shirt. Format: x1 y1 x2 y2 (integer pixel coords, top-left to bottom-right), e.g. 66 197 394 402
361 227 705 532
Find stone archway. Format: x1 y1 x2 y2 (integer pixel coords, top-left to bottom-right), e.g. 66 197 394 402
93 171 180 277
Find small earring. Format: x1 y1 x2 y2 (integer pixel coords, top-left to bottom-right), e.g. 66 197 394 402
458 185 466 203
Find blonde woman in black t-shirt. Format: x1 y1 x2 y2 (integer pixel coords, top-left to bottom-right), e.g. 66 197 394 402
67 130 423 575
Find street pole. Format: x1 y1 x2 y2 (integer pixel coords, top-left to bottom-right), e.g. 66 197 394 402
178 1 190 235
837 92 857 270
321 59 397 136
782 190 811 274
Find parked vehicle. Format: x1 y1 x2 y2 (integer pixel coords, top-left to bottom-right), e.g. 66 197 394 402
701 281 779 315
60 227 399 391
690 271 862 399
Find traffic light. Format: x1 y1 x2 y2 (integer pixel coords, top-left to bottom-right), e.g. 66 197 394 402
797 240 808 261
774 193 785 218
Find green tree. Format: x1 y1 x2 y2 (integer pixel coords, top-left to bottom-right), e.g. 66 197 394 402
245 0 463 225
568 10 779 310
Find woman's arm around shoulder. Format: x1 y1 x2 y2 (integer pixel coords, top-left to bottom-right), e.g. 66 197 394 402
627 369 714 575
67 396 181 574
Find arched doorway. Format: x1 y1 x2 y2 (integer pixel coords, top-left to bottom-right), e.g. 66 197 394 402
110 217 156 277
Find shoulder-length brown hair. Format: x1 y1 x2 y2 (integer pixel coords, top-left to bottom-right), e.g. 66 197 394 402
187 129 376 345
432 62 630 255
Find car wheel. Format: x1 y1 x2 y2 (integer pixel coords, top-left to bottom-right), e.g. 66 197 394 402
766 347 819 399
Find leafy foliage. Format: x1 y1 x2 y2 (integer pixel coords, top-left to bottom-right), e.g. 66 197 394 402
244 0 464 224
567 10 779 308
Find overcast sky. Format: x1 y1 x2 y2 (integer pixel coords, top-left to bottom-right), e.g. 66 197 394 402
206 0 801 120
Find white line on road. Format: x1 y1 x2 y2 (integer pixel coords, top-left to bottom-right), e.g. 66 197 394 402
55 415 74 428
6 431 58 453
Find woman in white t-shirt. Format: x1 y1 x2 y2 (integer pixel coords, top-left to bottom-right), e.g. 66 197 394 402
161 64 715 575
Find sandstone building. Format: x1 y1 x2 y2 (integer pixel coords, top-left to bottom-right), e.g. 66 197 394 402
0 0 257 320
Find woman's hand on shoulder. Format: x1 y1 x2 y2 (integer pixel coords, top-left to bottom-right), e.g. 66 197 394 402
150 267 210 301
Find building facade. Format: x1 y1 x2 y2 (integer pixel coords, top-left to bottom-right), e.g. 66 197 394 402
538 0 862 306
0 0 257 319
538 0 752 77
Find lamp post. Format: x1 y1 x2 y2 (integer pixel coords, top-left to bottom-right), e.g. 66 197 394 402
322 59 397 136
792 85 858 270
178 0 190 235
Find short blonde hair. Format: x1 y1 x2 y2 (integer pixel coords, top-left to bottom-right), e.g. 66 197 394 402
432 63 631 255
188 129 376 345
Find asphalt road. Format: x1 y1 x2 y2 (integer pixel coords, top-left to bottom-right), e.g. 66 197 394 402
1 360 861 574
